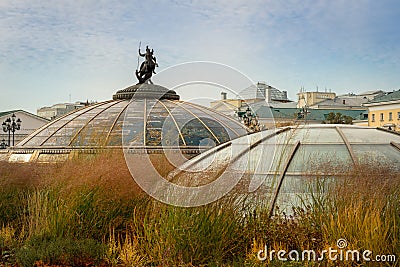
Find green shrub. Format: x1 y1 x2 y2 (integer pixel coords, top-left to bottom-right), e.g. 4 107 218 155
0 188 25 226
16 236 107 267
127 196 251 266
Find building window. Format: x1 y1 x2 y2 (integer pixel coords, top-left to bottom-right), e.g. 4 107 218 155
371 114 375 122
389 112 393 121
380 113 384 121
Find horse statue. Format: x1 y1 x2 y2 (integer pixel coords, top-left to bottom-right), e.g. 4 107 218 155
135 46 158 84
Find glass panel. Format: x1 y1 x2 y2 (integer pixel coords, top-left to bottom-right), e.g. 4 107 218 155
248 174 278 208
161 115 182 147
289 128 344 144
287 144 352 173
247 144 277 174
38 102 117 146
146 101 168 146
273 129 299 145
46 135 73 146
180 102 246 141
122 100 145 146
233 141 293 175
23 136 49 146
180 118 218 146
270 144 295 174
163 101 199 146
199 117 230 144
274 174 337 215
274 192 310 215
341 128 400 144
352 144 400 168
279 176 309 193
71 102 129 146
72 123 110 146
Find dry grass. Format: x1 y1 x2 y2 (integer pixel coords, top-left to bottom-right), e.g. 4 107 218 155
0 151 399 266
0 150 143 199
319 165 400 256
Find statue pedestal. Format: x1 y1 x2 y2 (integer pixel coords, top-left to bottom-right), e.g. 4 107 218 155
113 84 180 100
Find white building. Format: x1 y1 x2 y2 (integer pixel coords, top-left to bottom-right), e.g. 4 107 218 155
0 110 49 147
37 102 90 120
240 82 289 102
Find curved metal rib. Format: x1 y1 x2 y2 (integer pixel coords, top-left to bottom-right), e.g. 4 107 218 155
167 100 221 144
269 140 301 218
182 101 242 136
39 101 114 146
335 126 358 165
68 100 124 146
19 102 105 146
184 100 246 128
390 141 400 151
157 100 187 146
103 101 131 146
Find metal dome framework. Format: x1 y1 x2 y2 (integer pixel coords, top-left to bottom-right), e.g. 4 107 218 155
7 96 248 162
168 125 400 212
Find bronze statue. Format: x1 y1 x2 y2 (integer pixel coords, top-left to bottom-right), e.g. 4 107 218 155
135 45 158 84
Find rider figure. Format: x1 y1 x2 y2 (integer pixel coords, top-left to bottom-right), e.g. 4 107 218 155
139 46 158 75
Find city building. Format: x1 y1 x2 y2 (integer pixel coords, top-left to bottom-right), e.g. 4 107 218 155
0 110 49 147
309 97 367 110
252 106 366 128
295 89 376 127
240 82 290 103
37 101 92 120
210 92 244 117
340 90 384 101
210 82 292 118
364 90 400 131
309 90 385 110
297 90 336 108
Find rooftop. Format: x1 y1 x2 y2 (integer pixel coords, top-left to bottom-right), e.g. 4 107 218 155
366 90 400 104
253 106 366 121
0 110 49 122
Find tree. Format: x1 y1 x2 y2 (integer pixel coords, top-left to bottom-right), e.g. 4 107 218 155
324 112 353 124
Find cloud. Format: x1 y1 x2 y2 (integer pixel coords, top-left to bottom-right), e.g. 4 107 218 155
0 0 399 113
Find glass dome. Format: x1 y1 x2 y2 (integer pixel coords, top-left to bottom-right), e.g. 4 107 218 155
168 125 400 210
18 99 246 148
11 84 248 162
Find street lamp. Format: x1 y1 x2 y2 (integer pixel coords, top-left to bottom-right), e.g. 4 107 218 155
297 107 310 123
0 138 7 149
238 106 260 132
2 113 22 147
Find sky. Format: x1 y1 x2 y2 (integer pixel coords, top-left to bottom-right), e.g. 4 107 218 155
1 0 400 114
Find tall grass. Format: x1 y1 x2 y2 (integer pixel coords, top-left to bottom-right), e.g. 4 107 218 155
315 165 400 256
0 151 399 266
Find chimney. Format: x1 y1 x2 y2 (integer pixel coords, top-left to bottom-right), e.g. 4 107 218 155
221 92 227 100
